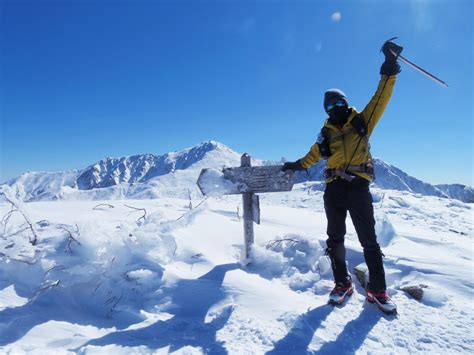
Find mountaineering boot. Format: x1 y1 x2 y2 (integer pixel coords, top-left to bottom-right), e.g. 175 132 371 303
366 289 397 314
328 277 354 305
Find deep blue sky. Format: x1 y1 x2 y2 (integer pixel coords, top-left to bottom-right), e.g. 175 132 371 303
1 0 472 185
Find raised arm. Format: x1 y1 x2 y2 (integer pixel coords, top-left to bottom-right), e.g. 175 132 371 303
362 39 403 136
361 75 396 136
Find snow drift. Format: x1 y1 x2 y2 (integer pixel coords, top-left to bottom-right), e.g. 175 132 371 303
0 179 472 353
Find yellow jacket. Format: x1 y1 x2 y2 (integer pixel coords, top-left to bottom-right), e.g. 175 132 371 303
300 75 397 182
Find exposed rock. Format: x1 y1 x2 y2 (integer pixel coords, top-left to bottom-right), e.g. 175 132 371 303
353 263 369 288
400 284 429 301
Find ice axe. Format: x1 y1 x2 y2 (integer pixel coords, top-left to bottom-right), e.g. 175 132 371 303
384 37 448 88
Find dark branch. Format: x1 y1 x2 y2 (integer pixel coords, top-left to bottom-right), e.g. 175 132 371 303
124 204 147 223
59 224 81 253
2 203 16 235
176 197 208 221
1 195 39 245
93 203 115 210
266 238 299 250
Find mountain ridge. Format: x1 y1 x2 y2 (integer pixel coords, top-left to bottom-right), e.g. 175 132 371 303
2 140 473 203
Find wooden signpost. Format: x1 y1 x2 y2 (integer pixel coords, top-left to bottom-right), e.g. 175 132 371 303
197 153 295 259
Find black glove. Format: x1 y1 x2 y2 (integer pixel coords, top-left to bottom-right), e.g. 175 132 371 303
380 38 403 76
282 160 305 172
381 39 403 62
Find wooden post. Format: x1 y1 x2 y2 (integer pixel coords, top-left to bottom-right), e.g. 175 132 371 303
241 153 254 259
196 155 294 262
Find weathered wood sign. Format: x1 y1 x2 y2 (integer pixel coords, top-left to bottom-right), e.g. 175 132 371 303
197 153 295 259
222 165 294 194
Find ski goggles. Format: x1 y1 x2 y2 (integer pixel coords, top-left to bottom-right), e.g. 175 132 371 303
326 99 347 112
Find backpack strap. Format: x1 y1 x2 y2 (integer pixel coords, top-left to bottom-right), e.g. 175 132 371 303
316 126 331 159
350 114 368 137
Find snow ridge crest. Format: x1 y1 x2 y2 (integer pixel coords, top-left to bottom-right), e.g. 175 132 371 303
2 140 473 203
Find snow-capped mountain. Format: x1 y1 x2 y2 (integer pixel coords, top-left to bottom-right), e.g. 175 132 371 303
372 159 453 198
4 141 243 202
298 158 473 202
435 183 474 203
76 141 238 190
3 140 473 203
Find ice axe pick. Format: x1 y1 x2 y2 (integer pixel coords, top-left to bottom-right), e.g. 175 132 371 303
386 37 448 87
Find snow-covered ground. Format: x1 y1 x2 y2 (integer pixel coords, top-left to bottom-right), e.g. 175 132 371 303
0 183 473 354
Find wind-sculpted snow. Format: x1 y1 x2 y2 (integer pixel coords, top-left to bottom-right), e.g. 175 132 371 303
374 212 396 247
248 235 326 292
0 187 473 353
0 194 180 350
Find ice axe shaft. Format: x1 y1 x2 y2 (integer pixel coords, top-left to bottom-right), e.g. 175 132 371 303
391 49 448 87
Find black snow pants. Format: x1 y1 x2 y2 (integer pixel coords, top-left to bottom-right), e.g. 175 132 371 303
323 177 386 292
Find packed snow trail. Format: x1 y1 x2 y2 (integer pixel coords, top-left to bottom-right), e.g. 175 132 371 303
0 186 472 353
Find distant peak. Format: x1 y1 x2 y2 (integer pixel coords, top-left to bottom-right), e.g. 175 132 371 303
198 140 223 149
191 140 234 154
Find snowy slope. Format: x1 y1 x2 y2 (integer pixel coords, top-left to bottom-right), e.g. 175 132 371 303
3 140 473 203
4 141 244 202
372 158 451 198
297 158 473 202
0 184 472 353
435 183 474 203
75 141 240 190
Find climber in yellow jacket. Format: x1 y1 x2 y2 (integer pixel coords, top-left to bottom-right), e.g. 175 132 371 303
282 39 403 314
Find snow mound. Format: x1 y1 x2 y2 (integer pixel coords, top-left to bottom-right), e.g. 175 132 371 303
422 288 448 307
0 285 28 311
0 216 176 317
375 212 396 247
0 193 179 345
249 235 325 292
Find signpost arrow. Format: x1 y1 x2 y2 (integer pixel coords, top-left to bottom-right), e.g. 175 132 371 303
222 165 294 194
197 153 295 260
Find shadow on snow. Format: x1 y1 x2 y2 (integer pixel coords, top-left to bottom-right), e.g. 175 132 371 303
1 242 405 353
267 301 391 354
74 262 240 353
316 304 386 355
266 245 393 354
0 276 145 347
266 304 333 354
